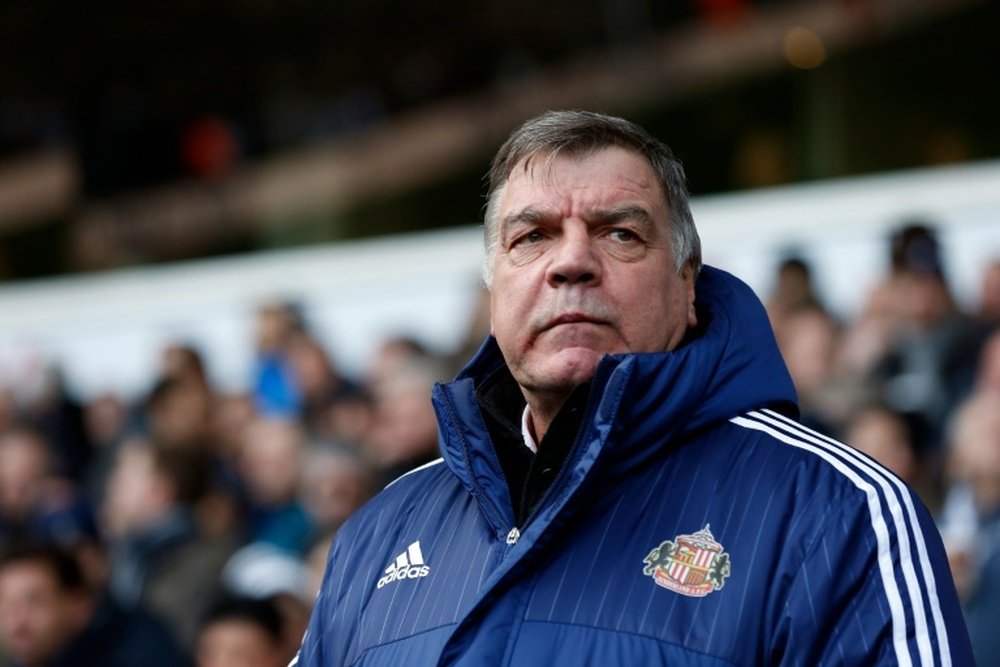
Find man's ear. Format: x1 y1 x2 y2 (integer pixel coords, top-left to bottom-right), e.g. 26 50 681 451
684 263 698 329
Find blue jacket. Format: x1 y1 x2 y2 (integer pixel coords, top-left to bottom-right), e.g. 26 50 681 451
295 267 972 666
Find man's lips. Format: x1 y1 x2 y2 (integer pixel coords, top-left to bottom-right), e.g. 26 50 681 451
543 313 607 330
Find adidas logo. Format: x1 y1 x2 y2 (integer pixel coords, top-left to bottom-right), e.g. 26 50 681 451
376 541 430 589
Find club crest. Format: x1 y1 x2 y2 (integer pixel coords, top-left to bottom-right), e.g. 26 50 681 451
643 525 731 597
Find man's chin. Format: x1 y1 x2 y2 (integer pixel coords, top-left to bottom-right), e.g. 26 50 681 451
528 347 605 389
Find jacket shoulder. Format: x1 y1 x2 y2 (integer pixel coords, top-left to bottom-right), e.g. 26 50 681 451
723 409 972 665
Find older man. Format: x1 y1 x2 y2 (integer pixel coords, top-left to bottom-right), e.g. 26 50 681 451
294 111 972 665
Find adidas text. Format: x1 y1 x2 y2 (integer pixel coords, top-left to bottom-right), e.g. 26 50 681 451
377 541 430 589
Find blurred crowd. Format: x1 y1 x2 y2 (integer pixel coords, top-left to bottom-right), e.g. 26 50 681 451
0 221 998 666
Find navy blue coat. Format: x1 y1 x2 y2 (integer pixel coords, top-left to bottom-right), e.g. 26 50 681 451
294 267 972 666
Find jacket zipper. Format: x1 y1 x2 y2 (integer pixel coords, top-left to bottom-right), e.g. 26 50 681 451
439 388 511 539
503 379 605 550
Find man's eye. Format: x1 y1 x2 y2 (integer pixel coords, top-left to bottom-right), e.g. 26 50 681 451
608 229 637 243
515 230 545 245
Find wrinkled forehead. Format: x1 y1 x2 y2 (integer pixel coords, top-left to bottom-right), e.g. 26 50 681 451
504 142 651 185
496 145 666 208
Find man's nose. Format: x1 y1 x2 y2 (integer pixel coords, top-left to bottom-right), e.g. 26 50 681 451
546 224 601 286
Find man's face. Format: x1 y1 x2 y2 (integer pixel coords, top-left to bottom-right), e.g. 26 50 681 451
0 562 83 666
196 619 285 667
490 146 697 401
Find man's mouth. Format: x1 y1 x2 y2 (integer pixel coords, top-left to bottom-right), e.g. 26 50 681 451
545 313 606 329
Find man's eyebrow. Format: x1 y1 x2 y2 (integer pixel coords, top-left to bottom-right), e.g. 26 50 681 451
500 207 551 232
588 205 654 225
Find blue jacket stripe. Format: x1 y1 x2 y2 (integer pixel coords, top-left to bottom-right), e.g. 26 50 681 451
754 408 953 666
402 497 459 636
383 457 444 489
746 411 936 665
572 494 627 624
730 415 914 667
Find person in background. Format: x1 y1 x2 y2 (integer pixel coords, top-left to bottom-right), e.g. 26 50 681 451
101 437 232 649
975 328 1000 394
844 402 921 492
871 223 989 452
976 258 1000 325
0 426 95 553
251 301 306 418
195 595 288 667
764 254 825 342
15 364 93 485
0 542 188 667
364 354 448 485
938 390 1000 666
298 443 377 537
773 305 844 434
284 332 360 438
237 417 314 555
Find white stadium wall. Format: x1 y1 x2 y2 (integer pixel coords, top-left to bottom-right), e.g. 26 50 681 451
1 158 998 401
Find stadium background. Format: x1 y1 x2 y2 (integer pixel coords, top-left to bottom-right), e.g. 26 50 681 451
0 1 999 665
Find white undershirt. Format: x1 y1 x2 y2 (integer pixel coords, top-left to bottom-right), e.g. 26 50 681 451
520 405 538 454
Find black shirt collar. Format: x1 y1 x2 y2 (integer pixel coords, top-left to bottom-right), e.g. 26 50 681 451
476 365 590 526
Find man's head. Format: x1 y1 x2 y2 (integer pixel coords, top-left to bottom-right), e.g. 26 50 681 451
0 426 52 523
484 110 701 287
239 417 305 507
948 390 1000 515
483 111 701 427
196 595 287 667
0 543 92 667
101 438 209 539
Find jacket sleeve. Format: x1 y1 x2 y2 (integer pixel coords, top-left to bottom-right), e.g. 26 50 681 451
290 536 344 667
770 484 974 666
290 591 327 667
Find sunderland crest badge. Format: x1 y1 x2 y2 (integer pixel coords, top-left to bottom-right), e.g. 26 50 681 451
643 525 731 597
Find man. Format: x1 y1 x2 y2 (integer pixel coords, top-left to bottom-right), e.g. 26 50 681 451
195 595 289 667
0 542 188 667
294 111 972 665
101 438 233 648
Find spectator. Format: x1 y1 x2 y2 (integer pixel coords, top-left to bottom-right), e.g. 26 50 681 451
844 403 920 489
195 595 287 667
146 376 214 451
976 329 1000 393
0 427 55 543
80 393 130 503
101 438 233 648
837 278 903 379
871 222 989 452
364 354 448 484
0 390 16 433
977 259 1000 325
238 417 314 555
365 335 433 392
160 343 212 392
939 390 1000 665
765 254 824 343
17 364 93 484
285 332 360 437
774 305 842 433
0 542 188 667
298 444 377 536
0 426 93 550
251 301 305 418
217 544 312 660
315 387 375 448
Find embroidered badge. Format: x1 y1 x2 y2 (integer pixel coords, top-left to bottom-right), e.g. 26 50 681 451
643 525 731 597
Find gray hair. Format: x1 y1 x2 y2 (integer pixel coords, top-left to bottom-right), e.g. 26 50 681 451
482 110 701 288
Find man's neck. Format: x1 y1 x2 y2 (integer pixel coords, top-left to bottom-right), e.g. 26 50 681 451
523 391 573 444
